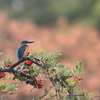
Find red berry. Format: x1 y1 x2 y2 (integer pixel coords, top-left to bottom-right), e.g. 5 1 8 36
17 66 21 70
32 75 44 89
37 81 44 89
32 78 37 82
36 75 42 78
74 76 83 81
24 60 33 66
23 70 30 74
0 73 6 78
6 63 14 67
78 78 83 81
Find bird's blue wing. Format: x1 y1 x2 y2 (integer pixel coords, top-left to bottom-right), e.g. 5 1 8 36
16 44 28 60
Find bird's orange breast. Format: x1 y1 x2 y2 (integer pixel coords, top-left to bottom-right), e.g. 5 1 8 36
24 45 30 56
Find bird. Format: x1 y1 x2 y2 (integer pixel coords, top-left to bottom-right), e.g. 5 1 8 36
16 40 34 60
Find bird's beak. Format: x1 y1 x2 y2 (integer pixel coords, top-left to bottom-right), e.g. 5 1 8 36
28 41 34 43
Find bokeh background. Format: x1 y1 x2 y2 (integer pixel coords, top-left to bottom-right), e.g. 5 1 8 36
0 0 100 100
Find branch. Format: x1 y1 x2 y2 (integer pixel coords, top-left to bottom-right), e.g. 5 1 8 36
90 96 100 100
0 57 26 72
36 86 53 99
0 91 16 95
0 56 44 83
0 56 44 73
10 57 26 69
27 57 45 66
19 71 32 79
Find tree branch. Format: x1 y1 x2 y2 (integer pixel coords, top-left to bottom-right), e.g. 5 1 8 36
0 56 44 72
0 56 44 82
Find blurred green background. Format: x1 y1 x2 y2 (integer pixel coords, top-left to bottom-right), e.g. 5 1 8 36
0 0 100 100
0 0 100 28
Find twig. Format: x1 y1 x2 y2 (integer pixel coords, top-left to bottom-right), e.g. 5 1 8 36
45 95 57 100
90 95 100 100
10 57 26 69
19 71 32 79
35 86 53 100
27 57 45 66
0 91 16 95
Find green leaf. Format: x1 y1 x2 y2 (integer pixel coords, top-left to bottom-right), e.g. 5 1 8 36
50 92 55 98
13 76 16 80
67 80 76 86
76 61 83 72
63 87 69 91
71 69 75 74
84 91 94 99
77 72 84 77
73 96 79 100
4 59 11 66
0 52 3 56
52 67 58 72
75 88 81 94
0 82 9 89
3 76 12 80
44 88 48 94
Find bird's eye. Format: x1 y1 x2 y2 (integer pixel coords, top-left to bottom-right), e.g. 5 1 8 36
21 43 24 45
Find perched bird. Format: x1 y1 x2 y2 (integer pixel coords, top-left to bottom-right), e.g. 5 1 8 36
16 40 34 60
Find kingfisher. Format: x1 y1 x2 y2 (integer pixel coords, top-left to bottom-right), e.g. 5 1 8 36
16 40 34 60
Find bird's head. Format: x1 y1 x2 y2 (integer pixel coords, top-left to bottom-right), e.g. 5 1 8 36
21 40 34 45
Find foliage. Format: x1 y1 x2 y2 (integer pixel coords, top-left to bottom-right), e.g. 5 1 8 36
0 50 98 100
0 76 18 96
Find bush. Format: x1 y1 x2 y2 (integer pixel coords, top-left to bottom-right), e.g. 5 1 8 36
0 50 97 100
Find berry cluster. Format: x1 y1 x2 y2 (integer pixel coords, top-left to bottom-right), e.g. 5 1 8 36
0 63 14 79
2 60 44 89
0 73 6 78
32 75 44 89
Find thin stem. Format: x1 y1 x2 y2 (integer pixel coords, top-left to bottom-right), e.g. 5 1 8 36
90 96 100 100
35 86 53 100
